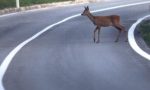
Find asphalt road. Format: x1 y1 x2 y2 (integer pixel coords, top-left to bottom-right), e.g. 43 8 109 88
1 0 150 90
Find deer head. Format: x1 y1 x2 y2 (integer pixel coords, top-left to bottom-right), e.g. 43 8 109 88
81 6 90 16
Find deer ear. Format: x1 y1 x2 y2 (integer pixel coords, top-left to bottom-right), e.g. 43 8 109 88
86 6 89 10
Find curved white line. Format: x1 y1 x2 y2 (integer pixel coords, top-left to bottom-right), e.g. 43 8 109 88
0 14 80 90
1 1 150 90
128 15 150 60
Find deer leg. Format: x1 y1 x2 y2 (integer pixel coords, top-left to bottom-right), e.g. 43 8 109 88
93 26 98 43
96 26 101 43
117 24 128 42
114 25 122 42
115 30 121 42
124 30 128 42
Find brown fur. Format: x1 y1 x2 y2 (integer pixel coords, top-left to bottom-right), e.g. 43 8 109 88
81 6 127 43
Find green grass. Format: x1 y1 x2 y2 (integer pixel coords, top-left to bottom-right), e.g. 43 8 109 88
20 0 72 6
0 0 72 9
139 20 150 47
0 0 16 9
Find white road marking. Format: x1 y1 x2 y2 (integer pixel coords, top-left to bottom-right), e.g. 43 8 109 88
1 1 150 90
128 15 150 60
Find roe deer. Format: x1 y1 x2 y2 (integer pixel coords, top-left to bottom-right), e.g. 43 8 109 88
81 6 127 43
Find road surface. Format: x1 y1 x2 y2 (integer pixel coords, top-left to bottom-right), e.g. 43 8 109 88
1 0 150 90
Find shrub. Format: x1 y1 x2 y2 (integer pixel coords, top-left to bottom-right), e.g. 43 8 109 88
0 0 16 9
0 0 72 9
139 20 150 47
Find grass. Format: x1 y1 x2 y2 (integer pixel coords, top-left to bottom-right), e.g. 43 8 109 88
0 0 16 9
139 20 150 47
0 0 72 9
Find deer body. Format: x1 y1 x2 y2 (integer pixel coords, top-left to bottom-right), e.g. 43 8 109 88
81 6 127 43
93 15 119 26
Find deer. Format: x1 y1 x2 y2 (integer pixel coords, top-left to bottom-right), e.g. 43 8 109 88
81 6 127 43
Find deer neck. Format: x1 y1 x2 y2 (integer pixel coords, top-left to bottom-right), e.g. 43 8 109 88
86 12 95 25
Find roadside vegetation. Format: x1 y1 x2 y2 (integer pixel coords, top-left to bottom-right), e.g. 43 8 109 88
0 0 72 9
139 20 150 47
0 0 16 9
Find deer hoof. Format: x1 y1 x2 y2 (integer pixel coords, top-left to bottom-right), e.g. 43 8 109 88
115 40 118 42
94 39 96 43
125 40 128 42
96 41 100 43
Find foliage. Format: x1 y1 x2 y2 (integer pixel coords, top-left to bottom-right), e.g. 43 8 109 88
20 0 72 6
0 0 16 9
139 20 150 47
0 0 72 9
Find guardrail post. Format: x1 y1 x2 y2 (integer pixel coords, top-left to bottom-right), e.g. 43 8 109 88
16 0 20 8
